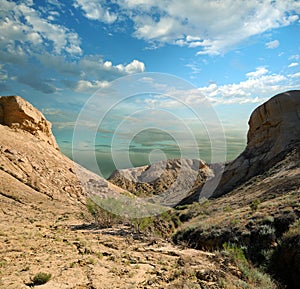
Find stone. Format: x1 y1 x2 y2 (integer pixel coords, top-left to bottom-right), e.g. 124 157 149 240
0 95 59 149
213 90 300 197
108 158 213 206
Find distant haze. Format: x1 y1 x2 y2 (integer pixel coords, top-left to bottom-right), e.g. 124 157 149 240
54 125 246 179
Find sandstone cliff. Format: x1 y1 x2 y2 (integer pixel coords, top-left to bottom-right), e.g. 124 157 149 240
212 90 300 197
0 95 127 206
0 96 59 150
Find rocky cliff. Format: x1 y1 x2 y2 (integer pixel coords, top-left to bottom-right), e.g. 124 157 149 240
0 96 59 150
212 90 300 197
0 95 127 205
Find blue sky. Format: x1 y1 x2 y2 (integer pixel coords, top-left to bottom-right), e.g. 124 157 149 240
1 0 300 177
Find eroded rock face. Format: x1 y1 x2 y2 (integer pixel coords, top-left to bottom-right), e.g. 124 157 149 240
108 158 214 206
0 95 128 205
0 95 59 150
213 90 300 197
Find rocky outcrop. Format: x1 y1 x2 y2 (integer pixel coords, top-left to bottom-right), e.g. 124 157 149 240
213 90 300 197
0 96 128 206
108 158 214 206
0 95 59 149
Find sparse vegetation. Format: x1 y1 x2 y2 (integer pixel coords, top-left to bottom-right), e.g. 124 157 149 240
86 197 121 228
268 218 300 288
250 198 261 212
86 196 181 238
221 243 277 289
32 272 52 285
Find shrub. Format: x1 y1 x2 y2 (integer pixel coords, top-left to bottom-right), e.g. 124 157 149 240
130 209 181 238
32 272 51 285
221 244 277 288
86 197 121 228
250 199 261 212
131 216 154 233
222 242 247 263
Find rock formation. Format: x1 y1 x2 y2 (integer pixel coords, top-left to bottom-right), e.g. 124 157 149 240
212 90 300 197
0 95 127 205
108 158 214 206
0 95 59 150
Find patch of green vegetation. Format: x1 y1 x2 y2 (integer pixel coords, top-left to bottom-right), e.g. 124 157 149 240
267 218 300 288
131 209 181 238
250 198 261 212
32 272 52 285
86 257 96 265
0 260 8 268
223 205 233 212
221 243 277 289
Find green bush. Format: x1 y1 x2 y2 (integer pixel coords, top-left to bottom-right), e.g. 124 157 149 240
250 198 261 212
86 197 121 228
32 272 51 285
222 242 247 263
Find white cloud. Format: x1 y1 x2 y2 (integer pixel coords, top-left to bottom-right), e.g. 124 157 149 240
104 0 300 55
246 67 268 79
74 80 110 92
74 0 117 23
265 40 280 49
289 54 299 60
0 0 82 56
288 62 299 67
289 72 300 78
124 60 145 74
79 56 145 78
70 0 298 55
140 67 298 107
0 65 8 81
55 56 146 93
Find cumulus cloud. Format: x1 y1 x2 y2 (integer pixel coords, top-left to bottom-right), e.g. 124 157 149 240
246 67 268 79
266 40 280 49
71 80 110 93
123 59 145 74
79 56 145 79
140 67 298 107
60 57 145 93
73 0 117 23
0 0 145 95
0 0 82 57
74 0 300 55
288 62 299 67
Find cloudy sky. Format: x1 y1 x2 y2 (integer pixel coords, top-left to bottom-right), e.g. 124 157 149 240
1 0 300 177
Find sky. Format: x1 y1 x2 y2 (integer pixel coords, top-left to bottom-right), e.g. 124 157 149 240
1 0 300 178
